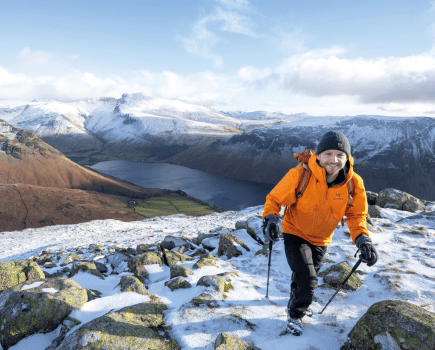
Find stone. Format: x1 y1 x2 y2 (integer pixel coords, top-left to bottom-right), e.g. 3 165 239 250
368 205 382 219
193 257 217 269
86 288 102 301
120 275 150 295
246 216 265 244
0 277 87 349
165 277 192 291
43 262 57 269
376 188 426 212
94 261 108 273
194 233 218 246
366 191 378 205
170 265 193 278
318 261 363 291
128 251 164 283
218 232 250 259
44 316 81 350
235 220 247 230
70 261 105 279
215 332 261 350
107 251 129 271
0 260 45 292
55 302 179 350
163 250 193 267
202 236 220 251
160 236 190 250
197 275 232 295
60 253 84 266
341 300 435 350
191 292 219 308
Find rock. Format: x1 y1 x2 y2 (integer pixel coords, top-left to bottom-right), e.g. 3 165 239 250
235 220 247 230
163 250 193 267
170 265 193 278
70 261 105 279
86 288 102 301
128 251 164 283
188 248 208 257
136 244 160 255
366 213 375 226
44 316 81 350
194 233 218 246
0 260 45 292
191 292 219 308
94 261 108 273
60 253 84 266
55 302 179 350
318 261 363 291
177 246 186 254
341 300 435 350
193 257 217 269
160 236 191 250
165 277 192 291
202 236 220 251
107 251 129 271
376 188 426 212
0 277 87 349
43 261 57 269
36 254 52 265
218 232 250 259
197 275 230 294
246 216 265 244
368 205 383 219
215 332 261 350
366 191 378 205
120 275 150 295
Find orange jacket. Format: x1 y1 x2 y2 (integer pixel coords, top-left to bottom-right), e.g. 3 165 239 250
263 154 369 246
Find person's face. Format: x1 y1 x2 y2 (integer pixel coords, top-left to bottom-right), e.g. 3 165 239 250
316 149 347 176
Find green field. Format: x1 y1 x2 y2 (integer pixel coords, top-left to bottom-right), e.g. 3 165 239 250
107 193 216 218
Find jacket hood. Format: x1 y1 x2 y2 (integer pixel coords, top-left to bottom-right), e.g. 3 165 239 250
308 153 354 185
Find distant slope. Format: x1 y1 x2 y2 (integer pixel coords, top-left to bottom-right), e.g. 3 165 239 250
0 120 217 232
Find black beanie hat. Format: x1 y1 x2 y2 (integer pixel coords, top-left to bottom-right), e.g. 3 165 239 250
316 131 351 158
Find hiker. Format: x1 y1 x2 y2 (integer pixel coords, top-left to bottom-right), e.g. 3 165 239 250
262 131 378 336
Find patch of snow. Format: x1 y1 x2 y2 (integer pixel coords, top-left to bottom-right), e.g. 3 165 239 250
20 281 45 290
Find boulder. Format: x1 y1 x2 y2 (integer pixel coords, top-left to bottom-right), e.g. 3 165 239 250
191 292 219 308
193 257 217 269
55 302 179 350
44 316 81 350
94 261 108 273
215 332 261 350
70 261 105 279
194 233 218 246
246 216 265 244
107 251 129 273
170 265 193 278
60 253 84 266
128 251 164 283
165 277 192 291
0 260 45 292
218 232 250 259
235 220 247 230
342 300 435 350
136 244 160 255
163 250 193 267
120 275 150 295
368 205 383 219
86 288 102 301
197 275 232 295
202 236 220 251
366 191 378 205
376 188 426 212
0 277 87 349
160 236 191 250
318 261 363 291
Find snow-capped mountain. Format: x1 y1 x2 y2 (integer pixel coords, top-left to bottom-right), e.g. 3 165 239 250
165 116 435 201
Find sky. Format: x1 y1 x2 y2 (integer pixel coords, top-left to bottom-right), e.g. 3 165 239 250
1 0 435 116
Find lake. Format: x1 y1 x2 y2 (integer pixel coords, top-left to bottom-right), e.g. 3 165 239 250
90 160 275 211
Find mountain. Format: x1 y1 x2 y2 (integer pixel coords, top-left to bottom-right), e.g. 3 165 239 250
164 116 435 201
0 120 216 231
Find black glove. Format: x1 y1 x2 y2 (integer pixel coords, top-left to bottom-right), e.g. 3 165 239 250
355 234 378 266
262 214 281 242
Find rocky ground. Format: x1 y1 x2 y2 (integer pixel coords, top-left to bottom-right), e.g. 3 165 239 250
1 188 435 349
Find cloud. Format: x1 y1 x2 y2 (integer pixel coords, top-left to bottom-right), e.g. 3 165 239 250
178 0 257 67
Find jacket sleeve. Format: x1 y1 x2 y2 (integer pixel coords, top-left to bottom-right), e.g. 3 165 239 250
345 174 369 243
262 167 300 219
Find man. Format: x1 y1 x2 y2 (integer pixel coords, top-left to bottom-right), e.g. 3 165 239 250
262 131 378 336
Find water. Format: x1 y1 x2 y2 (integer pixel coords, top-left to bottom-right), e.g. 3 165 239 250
90 160 274 211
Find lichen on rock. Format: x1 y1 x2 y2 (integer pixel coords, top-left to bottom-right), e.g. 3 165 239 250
165 277 192 291
318 261 363 291
120 275 150 295
218 232 250 259
0 260 45 292
170 264 193 278
70 261 104 279
215 332 261 350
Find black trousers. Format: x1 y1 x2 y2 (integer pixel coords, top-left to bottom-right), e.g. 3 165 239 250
283 233 328 319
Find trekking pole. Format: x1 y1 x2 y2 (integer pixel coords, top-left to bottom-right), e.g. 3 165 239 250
265 240 273 299
319 250 362 314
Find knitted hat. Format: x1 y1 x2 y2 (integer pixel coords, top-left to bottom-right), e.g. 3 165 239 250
316 131 351 158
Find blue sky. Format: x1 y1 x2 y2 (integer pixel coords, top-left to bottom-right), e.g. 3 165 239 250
1 0 435 116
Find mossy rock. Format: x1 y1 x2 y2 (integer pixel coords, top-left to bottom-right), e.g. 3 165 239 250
128 251 164 282
218 232 250 259
170 265 193 278
193 258 217 270
165 277 192 291
198 253 214 260
120 275 150 295
197 275 227 294
0 277 88 349
318 261 363 291
163 250 193 267
215 332 261 350
0 260 45 292
86 288 103 301
60 253 84 266
70 261 104 279
341 300 435 350
55 302 179 350
191 292 219 308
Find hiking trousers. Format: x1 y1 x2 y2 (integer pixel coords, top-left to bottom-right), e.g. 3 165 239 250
283 233 328 319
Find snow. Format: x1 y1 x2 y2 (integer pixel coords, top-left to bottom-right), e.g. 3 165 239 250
20 281 45 290
1 204 435 349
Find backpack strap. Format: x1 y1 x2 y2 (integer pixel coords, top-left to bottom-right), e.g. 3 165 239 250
341 177 355 226
293 149 315 200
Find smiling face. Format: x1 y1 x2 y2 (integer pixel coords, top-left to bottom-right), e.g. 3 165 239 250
316 149 348 177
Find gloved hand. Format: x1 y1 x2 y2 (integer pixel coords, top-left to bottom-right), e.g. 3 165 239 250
355 234 378 266
262 214 281 242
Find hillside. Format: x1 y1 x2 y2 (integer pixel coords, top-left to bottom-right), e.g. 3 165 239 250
0 120 217 232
